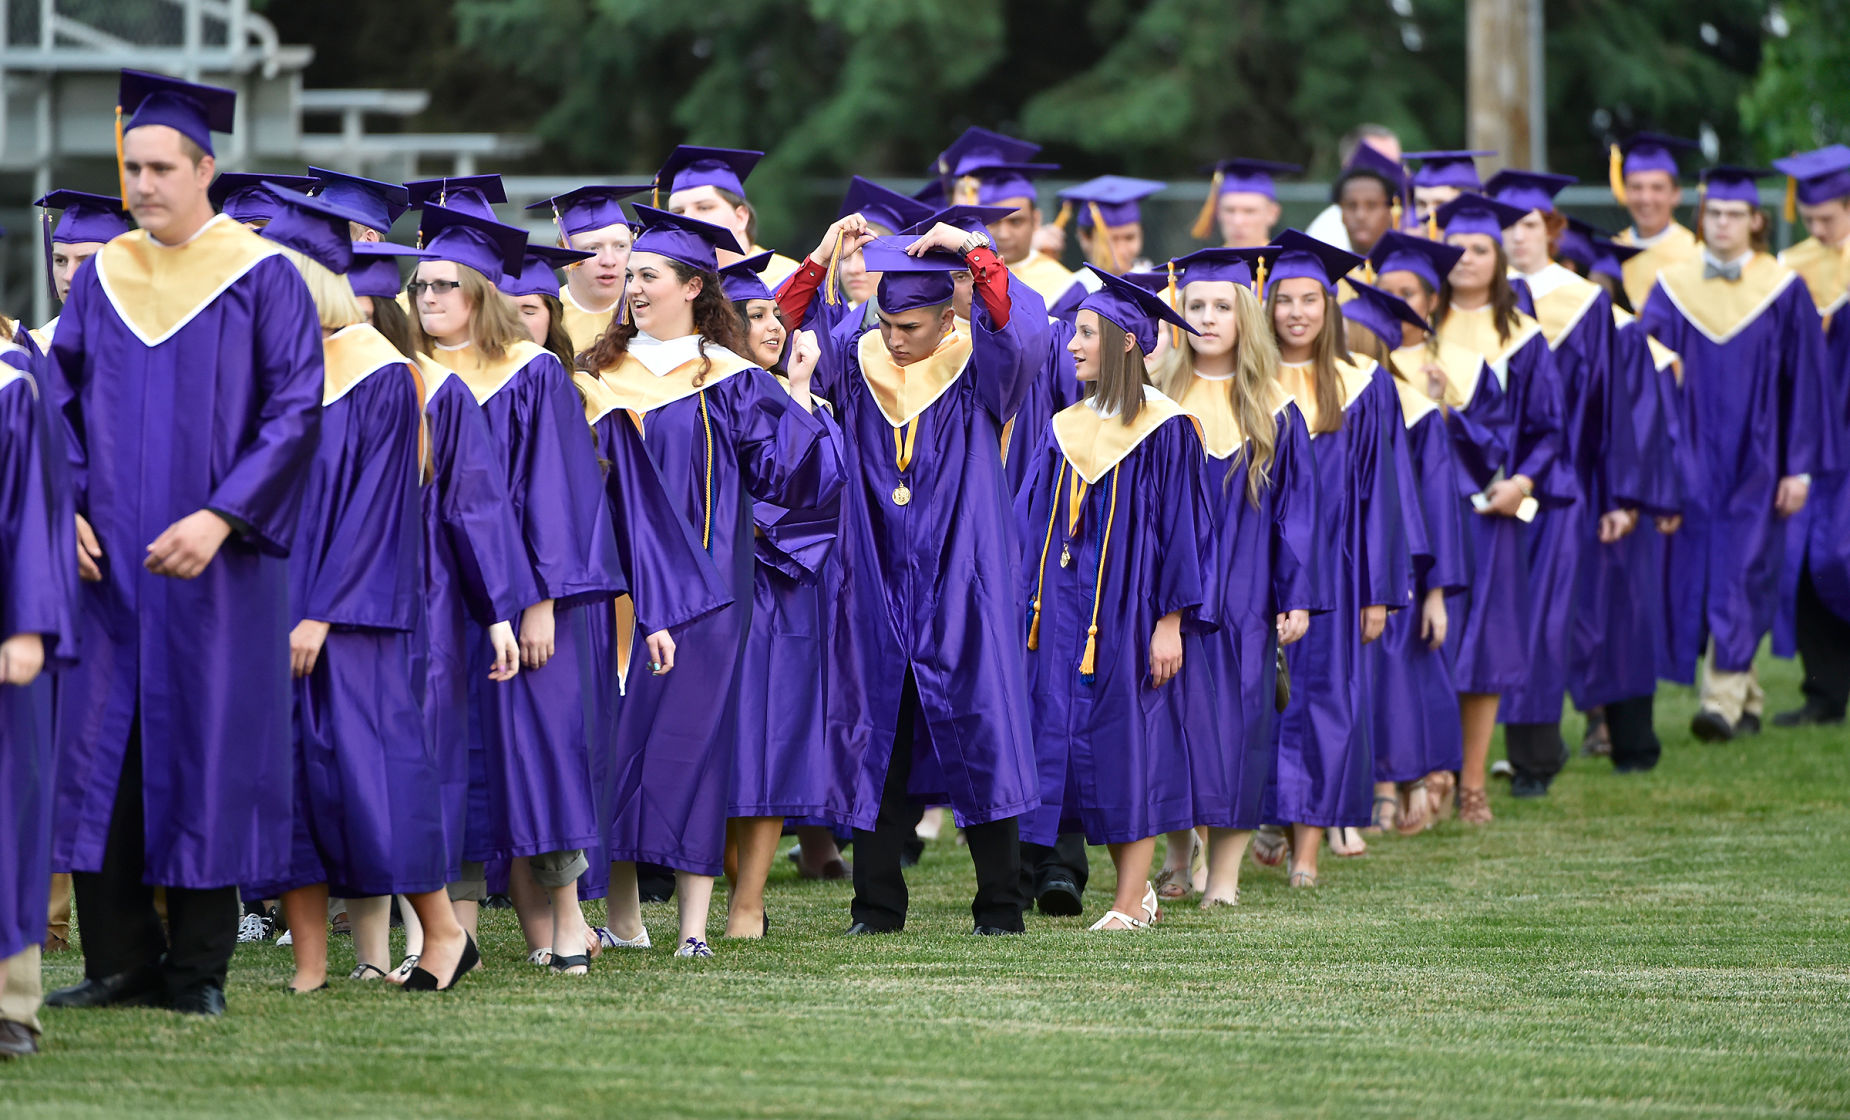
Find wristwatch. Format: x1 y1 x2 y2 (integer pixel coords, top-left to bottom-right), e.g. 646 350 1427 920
958 230 993 257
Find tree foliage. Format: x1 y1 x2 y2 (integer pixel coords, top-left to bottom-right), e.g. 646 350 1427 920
1738 0 1850 157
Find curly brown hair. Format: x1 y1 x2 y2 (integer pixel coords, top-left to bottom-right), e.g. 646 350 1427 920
577 257 752 382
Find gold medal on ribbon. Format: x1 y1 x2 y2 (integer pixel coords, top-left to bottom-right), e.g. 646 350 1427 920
891 418 920 510
892 484 912 507
1059 544 1071 568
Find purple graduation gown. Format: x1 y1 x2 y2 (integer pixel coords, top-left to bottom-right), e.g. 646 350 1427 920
250 335 438 899
1192 392 1323 831
1777 298 1850 646
732 401 853 821
1005 317 1086 496
813 286 1045 830
50 225 323 889
1640 262 1837 677
603 352 840 877
1265 361 1411 829
421 369 538 882
1015 403 1218 845
1369 387 1471 781
458 344 628 862
0 355 77 960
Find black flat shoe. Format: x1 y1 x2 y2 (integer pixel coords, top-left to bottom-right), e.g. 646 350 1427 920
843 921 897 936
0 1019 40 1058
1772 704 1845 728
404 933 481 992
1036 878 1083 916
283 982 329 994
971 925 1025 936
169 983 226 1016
548 953 590 976
45 965 164 1010
1690 710 1735 743
1735 712 1762 736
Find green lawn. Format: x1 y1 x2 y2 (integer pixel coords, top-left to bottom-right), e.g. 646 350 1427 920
5 654 1848 1119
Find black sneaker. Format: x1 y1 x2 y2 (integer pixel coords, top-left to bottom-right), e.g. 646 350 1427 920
1736 712 1763 736
1690 710 1735 742
971 925 1024 936
1772 704 1846 728
843 922 897 936
1036 878 1083 916
1509 775 1549 799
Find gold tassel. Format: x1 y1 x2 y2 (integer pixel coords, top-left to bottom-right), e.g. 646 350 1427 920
1027 461 1065 651
822 228 846 307
699 389 713 551
1078 465 1120 684
955 175 981 206
1189 169 1224 241
1390 196 1403 231
1252 256 1267 295
1052 201 1073 230
1089 202 1118 274
652 179 661 209
1427 212 1440 241
1608 144 1627 206
1784 176 1798 224
115 106 128 204
1166 260 1181 348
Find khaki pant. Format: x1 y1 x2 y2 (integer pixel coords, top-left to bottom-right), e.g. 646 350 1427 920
1699 648 1764 724
47 873 72 949
0 945 43 1034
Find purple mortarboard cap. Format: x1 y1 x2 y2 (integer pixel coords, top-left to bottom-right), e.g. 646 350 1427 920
1700 166 1772 205
912 179 947 208
657 146 763 200
1121 270 1170 293
258 186 381 275
862 236 964 314
719 251 776 303
1344 279 1431 349
524 185 650 238
209 173 318 224
1206 158 1301 200
929 127 1059 206
627 204 744 273
1406 150 1494 191
1367 230 1464 291
1589 235 1643 282
900 204 1016 238
1079 266 1199 357
34 190 131 244
499 243 594 298
1485 169 1578 214
1341 144 1407 192
1059 176 1166 229
118 69 236 155
347 242 433 299
419 204 529 281
1772 145 1850 206
1435 193 1529 243
839 176 938 235
1264 229 1363 295
406 175 507 219
309 168 411 233
1553 216 1613 273
1171 246 1274 288
1618 132 1699 180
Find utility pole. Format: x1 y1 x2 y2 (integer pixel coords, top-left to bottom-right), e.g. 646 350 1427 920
1469 0 1543 171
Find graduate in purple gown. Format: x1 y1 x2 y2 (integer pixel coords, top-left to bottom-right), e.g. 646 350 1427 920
775 207 1047 937
28 190 133 355
1150 246 1322 907
1346 282 1472 833
584 207 837 960
406 203 633 976
1639 167 1837 741
1261 230 1412 888
1372 231 1511 822
1489 171 1647 798
717 251 853 934
0 338 77 1056
1016 269 1216 931
241 190 481 993
1426 196 1572 825
47 73 324 1016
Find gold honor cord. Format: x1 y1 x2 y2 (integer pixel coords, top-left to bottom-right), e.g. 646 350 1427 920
890 415 920 506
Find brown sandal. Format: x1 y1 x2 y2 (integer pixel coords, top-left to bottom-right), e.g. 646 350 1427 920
1456 785 1493 825
1425 771 1456 823
1396 782 1431 835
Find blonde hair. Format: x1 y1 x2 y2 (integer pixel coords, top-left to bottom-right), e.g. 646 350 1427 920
1153 280 1281 506
1265 284 1349 436
278 246 365 330
408 261 527 361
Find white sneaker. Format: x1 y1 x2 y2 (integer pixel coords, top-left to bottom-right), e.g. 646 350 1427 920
672 937 714 959
275 928 293 947
236 912 268 943
594 925 650 949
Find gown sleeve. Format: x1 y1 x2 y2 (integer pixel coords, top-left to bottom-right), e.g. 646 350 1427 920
968 270 1047 424
428 381 539 626
1270 402 1325 616
754 402 844 584
1777 284 1838 479
1508 332 1574 507
596 408 732 637
1355 376 1413 611
730 367 846 516
1148 418 1216 633
0 369 78 664
1409 408 1471 594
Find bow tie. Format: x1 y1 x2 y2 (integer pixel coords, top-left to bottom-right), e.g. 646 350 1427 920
1704 259 1743 282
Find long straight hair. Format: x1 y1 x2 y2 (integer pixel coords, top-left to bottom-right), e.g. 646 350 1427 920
1085 314 1145 425
278 247 364 330
1151 282 1280 505
533 292 576 372
407 262 526 361
367 293 417 358
1264 283 1349 435
578 258 750 384
1432 239 1521 346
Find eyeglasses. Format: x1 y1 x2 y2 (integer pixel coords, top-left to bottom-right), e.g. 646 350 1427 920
406 279 462 296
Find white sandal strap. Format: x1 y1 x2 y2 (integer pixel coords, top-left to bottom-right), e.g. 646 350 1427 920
1087 910 1148 931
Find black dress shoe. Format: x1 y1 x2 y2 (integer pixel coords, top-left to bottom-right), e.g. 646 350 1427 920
1509 775 1550 799
0 1019 40 1058
1690 710 1735 743
971 925 1024 936
1772 704 1846 728
1036 878 1083 916
168 983 226 1016
45 965 164 1010
842 921 897 936
1736 712 1762 736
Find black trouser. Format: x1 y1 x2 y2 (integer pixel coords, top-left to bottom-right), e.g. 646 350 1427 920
1504 721 1568 788
71 718 239 998
1796 560 1850 718
852 673 1024 932
1020 834 1090 899
1605 694 1660 771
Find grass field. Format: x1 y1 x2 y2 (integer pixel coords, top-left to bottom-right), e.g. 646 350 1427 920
4 654 1848 1119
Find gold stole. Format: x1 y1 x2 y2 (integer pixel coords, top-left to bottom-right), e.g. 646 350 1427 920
1612 308 1682 383
856 326 972 427
1778 236 1850 329
1529 272 1605 349
1276 357 1376 436
1391 339 1482 410
559 288 618 354
1435 306 1543 390
322 323 416 405
1615 222 1699 312
437 339 550 405
92 215 279 346
1007 252 1076 304
1389 373 1441 428
1654 253 1797 344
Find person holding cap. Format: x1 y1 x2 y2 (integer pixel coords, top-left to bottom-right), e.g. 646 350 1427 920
584 205 838 959
524 184 651 351
47 70 325 1016
927 127 1073 304
1639 166 1836 742
1015 268 1217 931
